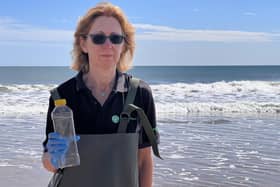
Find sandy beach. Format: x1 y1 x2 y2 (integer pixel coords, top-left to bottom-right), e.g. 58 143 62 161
1 114 279 187
153 115 280 186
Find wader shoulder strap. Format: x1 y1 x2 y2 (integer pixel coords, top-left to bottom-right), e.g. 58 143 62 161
117 77 140 133
125 104 162 159
118 77 162 159
50 88 61 101
124 77 140 111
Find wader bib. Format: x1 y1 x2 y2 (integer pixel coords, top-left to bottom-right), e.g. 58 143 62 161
48 77 161 187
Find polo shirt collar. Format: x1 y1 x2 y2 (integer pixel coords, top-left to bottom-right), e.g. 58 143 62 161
75 70 128 93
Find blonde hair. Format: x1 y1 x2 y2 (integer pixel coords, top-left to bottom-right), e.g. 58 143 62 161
71 2 135 73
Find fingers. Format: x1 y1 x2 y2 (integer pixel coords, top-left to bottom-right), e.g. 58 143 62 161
47 138 68 147
51 157 59 169
47 133 80 155
75 135 80 142
46 138 68 150
48 132 80 142
48 132 61 139
47 146 68 157
47 132 69 156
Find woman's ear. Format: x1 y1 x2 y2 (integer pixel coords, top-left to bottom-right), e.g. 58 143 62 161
80 36 88 53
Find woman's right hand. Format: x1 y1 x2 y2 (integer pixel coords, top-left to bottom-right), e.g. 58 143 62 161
44 132 80 170
46 132 70 169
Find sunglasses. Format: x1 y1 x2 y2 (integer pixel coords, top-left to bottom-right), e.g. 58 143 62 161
87 33 125 45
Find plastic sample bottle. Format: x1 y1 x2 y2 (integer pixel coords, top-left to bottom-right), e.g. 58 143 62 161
51 99 80 168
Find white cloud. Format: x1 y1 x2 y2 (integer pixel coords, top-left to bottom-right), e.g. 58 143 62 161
0 17 73 43
0 17 279 44
134 24 280 42
243 12 257 16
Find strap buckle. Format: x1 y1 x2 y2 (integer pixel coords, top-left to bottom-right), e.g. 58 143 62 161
120 112 137 121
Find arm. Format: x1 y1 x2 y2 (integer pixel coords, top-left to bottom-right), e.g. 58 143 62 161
138 146 153 187
137 81 159 186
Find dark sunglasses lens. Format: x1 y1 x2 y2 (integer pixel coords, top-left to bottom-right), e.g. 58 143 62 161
92 34 106 44
109 34 124 44
90 34 124 44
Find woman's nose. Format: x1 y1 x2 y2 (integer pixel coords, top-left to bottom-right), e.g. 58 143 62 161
103 38 113 48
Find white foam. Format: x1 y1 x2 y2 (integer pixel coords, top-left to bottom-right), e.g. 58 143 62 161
0 162 10 167
183 176 199 181
260 157 280 162
151 80 280 102
229 164 236 169
0 162 32 169
156 101 280 115
151 81 280 115
167 154 185 159
1 81 280 116
0 84 56 116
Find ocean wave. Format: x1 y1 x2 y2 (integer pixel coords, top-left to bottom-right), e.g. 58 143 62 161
151 81 280 103
0 84 56 92
0 81 280 116
151 81 280 115
156 101 280 116
0 84 55 116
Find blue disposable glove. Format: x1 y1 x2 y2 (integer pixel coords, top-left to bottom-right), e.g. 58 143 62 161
46 132 80 169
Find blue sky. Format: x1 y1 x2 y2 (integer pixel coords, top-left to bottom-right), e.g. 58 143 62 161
0 0 279 66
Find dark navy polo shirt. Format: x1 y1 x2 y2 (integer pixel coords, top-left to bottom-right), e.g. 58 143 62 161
43 71 159 151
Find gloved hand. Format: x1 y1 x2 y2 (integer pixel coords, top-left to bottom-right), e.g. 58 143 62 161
46 132 80 169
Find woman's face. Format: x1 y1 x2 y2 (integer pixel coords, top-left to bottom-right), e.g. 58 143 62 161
81 16 125 70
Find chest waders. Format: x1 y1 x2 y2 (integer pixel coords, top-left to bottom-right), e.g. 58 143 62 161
48 77 162 187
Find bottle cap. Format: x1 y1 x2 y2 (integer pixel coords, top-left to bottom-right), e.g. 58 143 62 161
54 99 67 106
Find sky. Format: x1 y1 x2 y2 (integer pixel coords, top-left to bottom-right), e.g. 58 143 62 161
0 0 279 66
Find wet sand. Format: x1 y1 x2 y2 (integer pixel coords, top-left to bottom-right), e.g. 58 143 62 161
153 115 280 186
0 115 279 186
0 166 51 187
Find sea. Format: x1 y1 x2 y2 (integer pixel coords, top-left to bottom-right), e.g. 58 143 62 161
0 66 279 187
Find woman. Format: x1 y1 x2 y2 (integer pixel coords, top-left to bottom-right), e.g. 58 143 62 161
42 2 160 187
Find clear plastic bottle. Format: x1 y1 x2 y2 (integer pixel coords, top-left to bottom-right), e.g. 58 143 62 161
51 99 80 168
